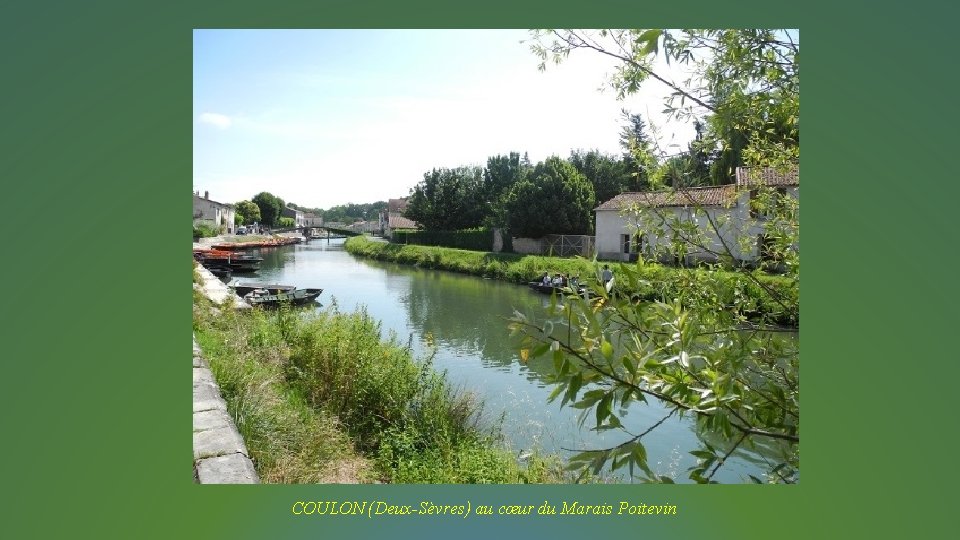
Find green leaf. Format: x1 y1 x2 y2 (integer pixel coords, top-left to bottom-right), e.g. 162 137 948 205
601 339 614 360
596 393 613 426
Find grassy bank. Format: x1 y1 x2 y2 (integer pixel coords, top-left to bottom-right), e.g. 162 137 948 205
345 236 798 326
192 289 563 483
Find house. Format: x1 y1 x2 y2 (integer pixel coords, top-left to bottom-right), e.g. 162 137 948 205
193 191 236 234
281 206 305 228
302 212 323 228
348 220 380 234
379 197 418 238
594 166 799 265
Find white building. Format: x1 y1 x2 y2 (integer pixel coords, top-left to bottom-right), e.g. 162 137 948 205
281 206 306 228
594 166 798 265
193 191 236 234
302 212 323 227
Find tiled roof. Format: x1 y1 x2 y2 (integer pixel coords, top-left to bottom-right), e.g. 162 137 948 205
596 185 739 211
193 193 233 208
388 198 408 213
388 213 417 229
735 166 799 187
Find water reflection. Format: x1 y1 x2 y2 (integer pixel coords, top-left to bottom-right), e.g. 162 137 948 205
246 238 795 483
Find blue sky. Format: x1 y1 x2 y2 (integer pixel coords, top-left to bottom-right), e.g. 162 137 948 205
193 29 697 209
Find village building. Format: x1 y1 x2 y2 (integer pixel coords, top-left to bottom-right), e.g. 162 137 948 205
193 191 236 235
594 166 799 265
280 206 306 228
379 197 418 238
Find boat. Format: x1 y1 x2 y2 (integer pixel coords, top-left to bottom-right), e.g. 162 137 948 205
205 265 233 279
527 281 588 297
243 288 323 308
194 250 263 273
229 283 297 297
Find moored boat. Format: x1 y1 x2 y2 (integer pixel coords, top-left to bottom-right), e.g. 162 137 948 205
194 249 263 273
229 283 297 297
206 265 233 279
243 288 323 308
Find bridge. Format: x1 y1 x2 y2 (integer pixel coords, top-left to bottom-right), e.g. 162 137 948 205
269 226 363 238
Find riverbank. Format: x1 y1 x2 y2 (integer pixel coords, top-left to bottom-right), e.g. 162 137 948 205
344 236 799 326
192 274 564 483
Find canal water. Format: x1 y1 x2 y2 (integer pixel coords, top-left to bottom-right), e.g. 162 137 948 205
242 238 792 483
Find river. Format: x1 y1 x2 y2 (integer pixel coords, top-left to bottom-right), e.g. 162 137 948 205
241 238 792 483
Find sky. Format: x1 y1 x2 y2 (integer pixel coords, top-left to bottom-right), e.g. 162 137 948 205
193 29 698 209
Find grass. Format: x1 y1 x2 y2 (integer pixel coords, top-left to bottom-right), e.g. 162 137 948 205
192 293 565 483
344 236 799 326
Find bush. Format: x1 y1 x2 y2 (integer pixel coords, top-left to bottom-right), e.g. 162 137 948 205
193 222 223 238
393 228 494 251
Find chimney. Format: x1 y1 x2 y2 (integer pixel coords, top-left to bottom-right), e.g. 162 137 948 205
204 191 209 200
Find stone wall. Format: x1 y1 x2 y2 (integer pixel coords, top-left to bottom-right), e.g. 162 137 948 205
192 264 257 483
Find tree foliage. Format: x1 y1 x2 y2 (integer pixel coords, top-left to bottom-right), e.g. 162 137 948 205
405 167 486 231
234 200 262 225
315 201 387 224
524 29 800 483
504 156 596 238
252 192 284 227
568 149 630 206
483 152 530 227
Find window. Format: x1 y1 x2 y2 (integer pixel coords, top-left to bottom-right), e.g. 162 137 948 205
621 234 631 254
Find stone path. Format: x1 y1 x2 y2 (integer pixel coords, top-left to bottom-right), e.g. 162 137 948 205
192 336 259 484
193 262 257 483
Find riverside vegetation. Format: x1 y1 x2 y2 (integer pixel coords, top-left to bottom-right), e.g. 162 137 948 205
345 236 798 326
192 275 564 484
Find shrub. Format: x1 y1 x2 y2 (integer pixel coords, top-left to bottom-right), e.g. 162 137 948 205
393 228 494 251
193 222 223 238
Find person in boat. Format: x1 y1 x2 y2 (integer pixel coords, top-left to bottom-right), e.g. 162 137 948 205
552 273 564 287
601 265 613 285
540 272 551 286
569 274 580 289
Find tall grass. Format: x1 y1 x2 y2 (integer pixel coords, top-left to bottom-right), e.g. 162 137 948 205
193 296 563 483
194 299 366 483
345 236 798 325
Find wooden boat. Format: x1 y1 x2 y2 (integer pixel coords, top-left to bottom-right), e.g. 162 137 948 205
527 281 588 297
194 250 263 273
205 265 233 279
230 283 297 297
243 288 323 308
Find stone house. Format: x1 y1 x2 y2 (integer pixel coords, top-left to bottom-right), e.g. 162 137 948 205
594 166 799 264
280 206 305 228
379 197 418 238
193 191 236 234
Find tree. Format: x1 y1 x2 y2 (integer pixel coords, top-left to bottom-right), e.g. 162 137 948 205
234 200 261 225
252 192 284 227
405 167 486 231
568 149 630 205
618 110 659 190
483 152 530 227
521 29 800 483
504 157 595 238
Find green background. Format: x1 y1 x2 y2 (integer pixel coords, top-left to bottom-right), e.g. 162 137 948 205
3 0 955 538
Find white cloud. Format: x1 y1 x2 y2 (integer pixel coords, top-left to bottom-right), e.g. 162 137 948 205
198 112 233 129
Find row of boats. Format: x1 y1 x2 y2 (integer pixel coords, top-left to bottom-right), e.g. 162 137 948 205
193 248 263 276
194 248 322 308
